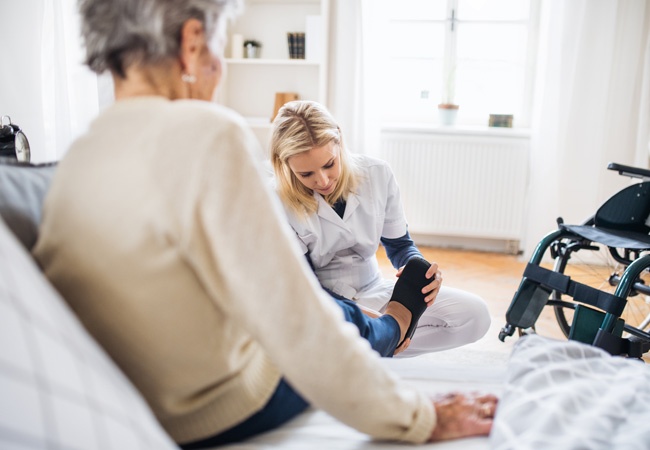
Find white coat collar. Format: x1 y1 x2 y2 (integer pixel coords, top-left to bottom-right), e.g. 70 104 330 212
343 193 360 220
315 192 360 224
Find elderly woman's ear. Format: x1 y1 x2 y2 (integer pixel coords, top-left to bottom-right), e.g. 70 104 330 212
180 18 206 82
178 18 223 101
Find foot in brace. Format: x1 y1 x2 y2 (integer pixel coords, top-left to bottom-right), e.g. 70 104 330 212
389 257 432 346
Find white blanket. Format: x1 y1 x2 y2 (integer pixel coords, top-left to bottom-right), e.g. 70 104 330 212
490 335 650 450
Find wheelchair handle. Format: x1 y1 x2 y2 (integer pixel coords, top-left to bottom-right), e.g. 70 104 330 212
607 162 650 180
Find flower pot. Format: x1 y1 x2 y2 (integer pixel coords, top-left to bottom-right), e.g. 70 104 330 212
438 104 459 126
245 44 259 58
244 41 261 59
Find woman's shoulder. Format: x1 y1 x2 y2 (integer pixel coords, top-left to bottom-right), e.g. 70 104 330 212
174 100 249 131
106 98 250 138
352 154 393 179
172 100 260 153
118 99 262 169
352 153 390 169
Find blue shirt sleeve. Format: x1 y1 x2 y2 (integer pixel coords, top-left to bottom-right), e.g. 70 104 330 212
380 230 423 269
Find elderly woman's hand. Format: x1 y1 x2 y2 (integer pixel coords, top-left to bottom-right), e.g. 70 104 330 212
428 392 498 442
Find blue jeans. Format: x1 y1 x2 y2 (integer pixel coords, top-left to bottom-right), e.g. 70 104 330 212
179 297 400 448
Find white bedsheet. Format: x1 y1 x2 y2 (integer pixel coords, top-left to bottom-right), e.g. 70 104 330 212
490 335 650 450
218 357 506 450
216 336 650 450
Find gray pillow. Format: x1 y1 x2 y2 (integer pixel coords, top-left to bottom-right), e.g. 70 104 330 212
0 157 57 250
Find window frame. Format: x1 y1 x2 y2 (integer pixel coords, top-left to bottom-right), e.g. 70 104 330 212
381 0 540 129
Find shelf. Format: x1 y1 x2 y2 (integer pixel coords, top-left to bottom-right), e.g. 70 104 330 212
225 58 320 66
381 123 532 139
222 0 329 149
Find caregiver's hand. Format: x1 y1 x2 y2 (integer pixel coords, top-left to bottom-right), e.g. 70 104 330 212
396 260 442 307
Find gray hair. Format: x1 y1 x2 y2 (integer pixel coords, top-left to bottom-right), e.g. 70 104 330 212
78 0 242 77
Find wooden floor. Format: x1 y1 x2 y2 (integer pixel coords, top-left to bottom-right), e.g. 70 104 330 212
376 246 568 362
378 246 650 363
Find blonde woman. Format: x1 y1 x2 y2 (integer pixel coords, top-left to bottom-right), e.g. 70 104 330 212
271 100 491 357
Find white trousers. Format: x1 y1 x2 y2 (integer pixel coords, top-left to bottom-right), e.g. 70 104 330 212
354 280 491 358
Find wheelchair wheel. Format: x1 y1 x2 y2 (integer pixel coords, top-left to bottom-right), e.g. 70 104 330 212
550 239 650 339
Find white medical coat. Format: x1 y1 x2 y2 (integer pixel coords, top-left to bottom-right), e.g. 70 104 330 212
284 155 409 311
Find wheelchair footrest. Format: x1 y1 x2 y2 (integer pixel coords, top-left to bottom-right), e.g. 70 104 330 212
504 277 552 329
504 263 629 331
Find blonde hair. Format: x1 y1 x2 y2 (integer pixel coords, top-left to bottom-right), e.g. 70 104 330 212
270 101 360 216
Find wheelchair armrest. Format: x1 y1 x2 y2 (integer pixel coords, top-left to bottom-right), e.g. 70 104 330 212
607 162 650 180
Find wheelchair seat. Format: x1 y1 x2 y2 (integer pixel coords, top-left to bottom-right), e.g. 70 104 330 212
561 224 650 250
562 180 650 250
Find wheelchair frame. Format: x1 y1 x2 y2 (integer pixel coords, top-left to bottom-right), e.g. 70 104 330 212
499 162 650 358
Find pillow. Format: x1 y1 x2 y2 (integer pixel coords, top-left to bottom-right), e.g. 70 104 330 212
0 157 57 250
0 218 178 449
490 335 650 450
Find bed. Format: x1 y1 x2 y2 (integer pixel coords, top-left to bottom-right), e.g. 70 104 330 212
0 203 503 448
0 201 502 449
2 159 649 449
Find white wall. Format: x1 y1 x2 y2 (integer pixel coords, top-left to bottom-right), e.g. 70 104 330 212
0 1 48 161
0 0 103 163
2 1 649 260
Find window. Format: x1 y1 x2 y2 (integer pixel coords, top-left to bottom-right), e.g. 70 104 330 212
379 0 538 127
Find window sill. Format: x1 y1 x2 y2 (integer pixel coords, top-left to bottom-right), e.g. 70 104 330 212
381 123 531 139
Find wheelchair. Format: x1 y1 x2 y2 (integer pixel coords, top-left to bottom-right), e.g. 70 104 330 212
499 162 650 359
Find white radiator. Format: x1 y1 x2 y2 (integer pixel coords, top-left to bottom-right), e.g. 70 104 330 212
378 130 529 243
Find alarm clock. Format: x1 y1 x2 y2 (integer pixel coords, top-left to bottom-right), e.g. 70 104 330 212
0 115 31 162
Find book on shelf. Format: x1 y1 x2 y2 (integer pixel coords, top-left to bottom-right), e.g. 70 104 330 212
287 32 294 59
287 32 305 59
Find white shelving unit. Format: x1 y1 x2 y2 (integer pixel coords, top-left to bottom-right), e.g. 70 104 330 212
217 0 329 149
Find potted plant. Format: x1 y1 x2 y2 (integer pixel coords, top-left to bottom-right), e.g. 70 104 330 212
438 65 459 125
438 103 459 126
243 40 261 59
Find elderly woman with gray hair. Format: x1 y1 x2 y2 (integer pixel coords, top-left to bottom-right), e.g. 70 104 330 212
33 0 497 447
